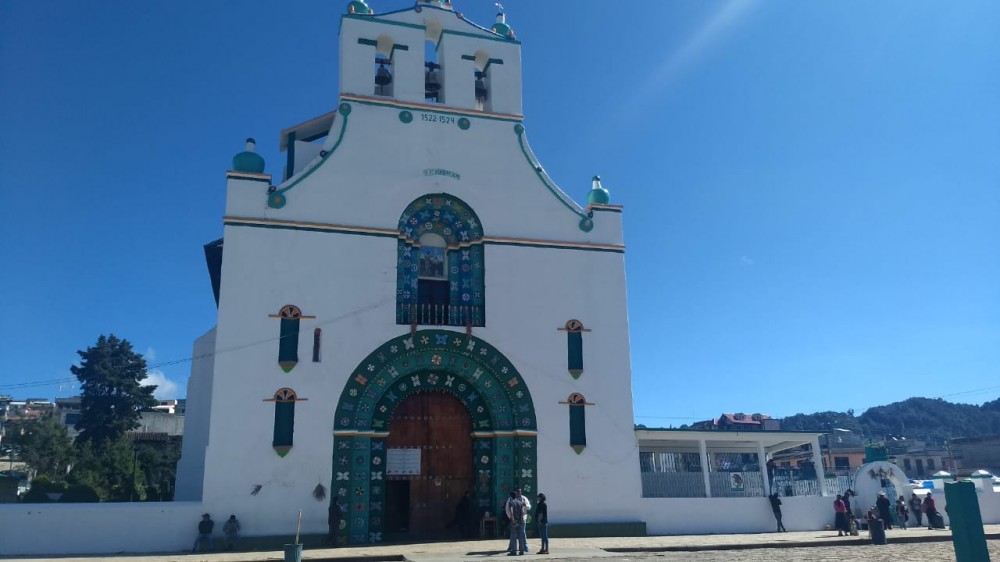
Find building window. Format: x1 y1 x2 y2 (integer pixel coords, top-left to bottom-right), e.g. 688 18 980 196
374 34 395 97
561 393 593 454
312 328 322 362
472 50 492 112
424 21 443 103
562 319 588 379
264 388 306 458
396 194 485 326
834 456 850 469
926 458 935 471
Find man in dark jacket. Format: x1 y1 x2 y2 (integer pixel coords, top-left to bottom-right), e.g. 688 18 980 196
193 513 215 552
768 492 786 532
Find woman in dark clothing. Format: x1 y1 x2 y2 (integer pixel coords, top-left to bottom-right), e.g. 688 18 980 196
876 492 893 529
535 493 549 554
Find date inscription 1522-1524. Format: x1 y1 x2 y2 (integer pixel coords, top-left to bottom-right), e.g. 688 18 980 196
420 112 456 125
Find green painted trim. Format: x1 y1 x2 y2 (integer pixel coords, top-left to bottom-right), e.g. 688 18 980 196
270 103 351 206
284 130 296 182
549 522 647 539
514 124 589 222
390 43 408 59
461 54 476 61
344 95 522 123
591 206 623 213
224 221 624 253
357 38 378 47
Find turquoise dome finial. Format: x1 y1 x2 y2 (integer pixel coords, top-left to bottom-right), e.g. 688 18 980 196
587 175 610 205
491 11 515 39
347 0 373 15
232 137 266 174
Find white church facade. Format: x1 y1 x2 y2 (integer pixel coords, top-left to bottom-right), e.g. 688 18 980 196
5 1 1000 556
175 0 642 545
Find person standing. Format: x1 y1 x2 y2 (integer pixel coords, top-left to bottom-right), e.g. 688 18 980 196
223 515 241 550
923 493 939 530
841 489 854 520
505 491 527 555
328 501 343 546
876 492 893 530
535 493 549 554
766 458 776 489
447 491 472 538
192 513 215 552
768 492 786 532
895 496 908 530
909 493 923 527
833 495 848 536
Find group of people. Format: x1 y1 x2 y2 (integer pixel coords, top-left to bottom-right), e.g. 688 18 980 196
505 488 549 555
192 513 242 552
198 490 554 554
767 488 945 536
829 490 943 536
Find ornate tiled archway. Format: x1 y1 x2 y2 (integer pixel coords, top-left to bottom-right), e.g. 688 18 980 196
332 329 537 545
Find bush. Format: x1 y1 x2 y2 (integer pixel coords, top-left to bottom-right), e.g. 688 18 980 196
21 477 68 503
60 484 100 503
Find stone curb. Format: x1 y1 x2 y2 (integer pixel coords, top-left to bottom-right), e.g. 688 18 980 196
603 531 1000 553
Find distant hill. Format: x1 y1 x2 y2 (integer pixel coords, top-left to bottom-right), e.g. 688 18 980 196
779 396 1000 442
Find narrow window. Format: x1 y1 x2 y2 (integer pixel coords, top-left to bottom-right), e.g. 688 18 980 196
473 50 491 112
424 24 443 104
561 393 592 454
374 34 394 97
312 328 322 362
278 306 301 372
264 388 306 458
269 305 315 373
561 320 589 379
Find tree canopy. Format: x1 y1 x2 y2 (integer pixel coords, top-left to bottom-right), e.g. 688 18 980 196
17 412 73 480
71 334 157 445
780 396 1000 441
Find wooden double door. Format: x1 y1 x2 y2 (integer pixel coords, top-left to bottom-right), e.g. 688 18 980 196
384 392 474 539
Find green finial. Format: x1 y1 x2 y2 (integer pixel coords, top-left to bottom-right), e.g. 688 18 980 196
587 175 610 205
232 137 266 174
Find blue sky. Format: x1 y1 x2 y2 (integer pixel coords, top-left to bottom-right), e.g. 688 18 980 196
1 1 998 424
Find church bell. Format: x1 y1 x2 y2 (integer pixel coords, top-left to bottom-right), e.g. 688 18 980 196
474 71 488 103
425 61 442 100
374 58 392 87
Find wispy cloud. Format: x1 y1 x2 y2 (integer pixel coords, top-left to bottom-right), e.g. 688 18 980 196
144 347 157 362
740 255 755 266
145 369 180 399
613 1 759 127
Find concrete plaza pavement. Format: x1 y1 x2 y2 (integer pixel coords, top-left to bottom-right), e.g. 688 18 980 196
5 525 999 562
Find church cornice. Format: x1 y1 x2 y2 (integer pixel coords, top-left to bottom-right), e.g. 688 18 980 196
223 216 625 254
341 94 523 122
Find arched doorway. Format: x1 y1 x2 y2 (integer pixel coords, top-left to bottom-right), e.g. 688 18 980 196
384 392 473 539
332 330 537 545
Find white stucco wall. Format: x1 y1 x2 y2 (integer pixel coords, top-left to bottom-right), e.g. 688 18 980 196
0 503 204 556
642 496 837 535
174 328 216 501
